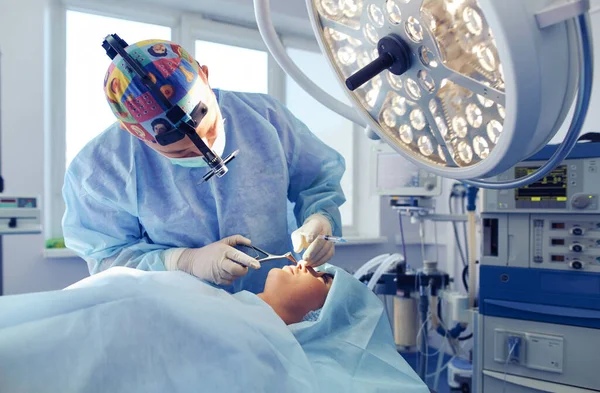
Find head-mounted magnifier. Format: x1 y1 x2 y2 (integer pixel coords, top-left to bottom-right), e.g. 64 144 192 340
102 34 237 183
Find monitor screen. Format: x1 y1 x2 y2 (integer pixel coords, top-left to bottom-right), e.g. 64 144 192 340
515 165 567 202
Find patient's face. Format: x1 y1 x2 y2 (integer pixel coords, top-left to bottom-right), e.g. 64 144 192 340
264 263 333 314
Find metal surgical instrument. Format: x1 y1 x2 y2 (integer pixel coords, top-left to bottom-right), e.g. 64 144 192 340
246 245 297 265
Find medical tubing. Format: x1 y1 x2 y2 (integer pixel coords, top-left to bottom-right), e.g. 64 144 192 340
354 254 388 280
417 315 458 381
421 331 450 387
464 15 593 189
418 285 429 380
462 265 469 291
419 221 426 261
254 0 367 127
435 309 469 342
449 196 467 267
467 210 477 309
398 213 409 264
437 295 443 323
368 254 402 290
415 312 429 383
419 319 451 358
354 254 389 280
424 321 464 382
425 355 457 379
502 342 518 393
415 313 430 355
430 295 440 328
461 196 469 263
433 348 446 390
458 333 473 341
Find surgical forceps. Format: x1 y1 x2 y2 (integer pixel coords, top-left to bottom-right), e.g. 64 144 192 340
245 245 297 265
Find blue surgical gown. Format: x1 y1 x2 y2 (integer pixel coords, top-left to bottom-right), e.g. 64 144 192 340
62 89 346 293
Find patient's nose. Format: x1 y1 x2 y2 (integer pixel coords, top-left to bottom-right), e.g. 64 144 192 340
305 265 319 276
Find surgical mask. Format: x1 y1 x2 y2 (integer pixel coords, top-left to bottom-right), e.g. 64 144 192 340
168 156 208 168
168 118 227 168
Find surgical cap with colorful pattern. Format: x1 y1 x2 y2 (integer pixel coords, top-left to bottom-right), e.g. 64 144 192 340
103 39 205 144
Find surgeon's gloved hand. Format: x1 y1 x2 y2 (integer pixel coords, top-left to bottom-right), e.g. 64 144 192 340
291 214 334 267
164 235 260 286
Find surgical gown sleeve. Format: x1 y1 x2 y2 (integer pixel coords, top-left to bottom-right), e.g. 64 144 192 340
62 169 168 274
269 100 346 236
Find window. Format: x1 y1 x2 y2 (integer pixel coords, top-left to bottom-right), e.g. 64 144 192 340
285 48 355 228
50 8 370 242
65 11 171 166
194 40 268 93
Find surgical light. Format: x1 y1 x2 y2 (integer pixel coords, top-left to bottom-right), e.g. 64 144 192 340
255 0 594 188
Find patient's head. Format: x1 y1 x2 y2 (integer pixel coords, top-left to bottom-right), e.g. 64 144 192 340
258 263 334 325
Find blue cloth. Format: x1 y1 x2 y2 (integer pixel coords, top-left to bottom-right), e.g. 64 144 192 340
301 309 321 322
0 267 429 393
293 265 430 393
62 89 346 294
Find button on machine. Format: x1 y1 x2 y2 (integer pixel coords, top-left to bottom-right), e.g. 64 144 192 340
571 194 597 210
570 227 585 236
569 260 584 270
570 244 584 253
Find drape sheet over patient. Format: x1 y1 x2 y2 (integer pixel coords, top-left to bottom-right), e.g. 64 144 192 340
0 267 428 393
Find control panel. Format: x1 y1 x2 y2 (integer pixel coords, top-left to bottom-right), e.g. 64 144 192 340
532 217 600 272
482 213 600 273
482 157 600 213
0 196 41 235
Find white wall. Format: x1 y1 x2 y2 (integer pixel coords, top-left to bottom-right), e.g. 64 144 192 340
0 0 89 294
135 0 312 36
550 11 600 143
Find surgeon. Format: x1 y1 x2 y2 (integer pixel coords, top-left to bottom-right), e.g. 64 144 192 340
62 37 346 293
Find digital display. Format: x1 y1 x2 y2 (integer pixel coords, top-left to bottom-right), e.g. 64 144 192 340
551 239 565 246
515 165 567 201
552 222 566 229
551 255 565 262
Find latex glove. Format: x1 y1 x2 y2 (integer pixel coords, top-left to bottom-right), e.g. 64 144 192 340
164 235 260 286
291 214 334 267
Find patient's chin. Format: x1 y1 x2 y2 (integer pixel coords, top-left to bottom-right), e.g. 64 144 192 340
267 267 284 278
264 268 289 290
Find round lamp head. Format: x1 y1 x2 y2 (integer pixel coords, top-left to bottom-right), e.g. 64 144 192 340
307 0 580 179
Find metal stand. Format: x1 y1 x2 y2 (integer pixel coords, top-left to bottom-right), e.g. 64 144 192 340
360 263 450 382
386 196 465 382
